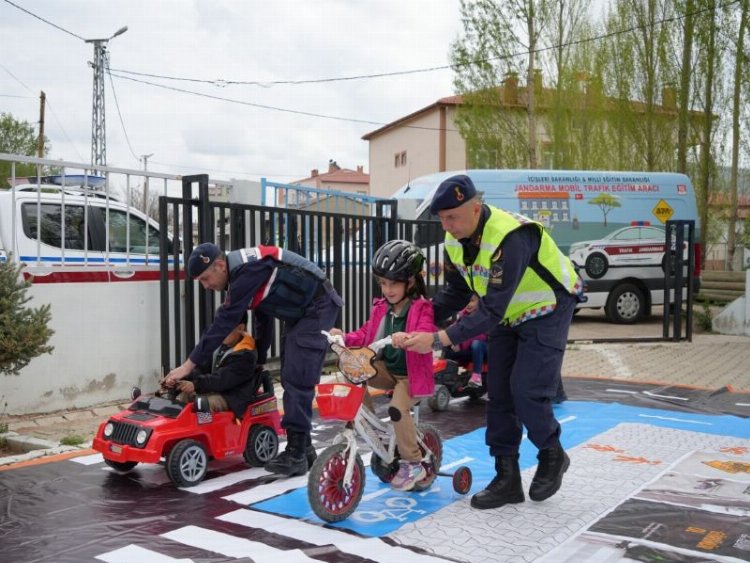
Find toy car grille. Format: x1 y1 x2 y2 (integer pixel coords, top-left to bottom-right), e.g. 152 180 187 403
108 421 142 445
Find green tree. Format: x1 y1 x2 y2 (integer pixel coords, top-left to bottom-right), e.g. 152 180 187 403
0 112 48 189
0 257 54 375
450 0 559 169
588 193 621 226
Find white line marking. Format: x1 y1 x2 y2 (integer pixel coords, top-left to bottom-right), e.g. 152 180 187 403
163 525 316 562
218 510 450 562
736 403 750 407
95 544 193 562
643 390 689 401
638 414 712 425
223 475 308 505
70 453 104 465
440 456 473 470
605 388 638 395
181 467 271 494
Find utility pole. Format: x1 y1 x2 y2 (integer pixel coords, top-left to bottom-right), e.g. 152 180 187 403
86 26 128 167
37 91 46 158
141 153 154 215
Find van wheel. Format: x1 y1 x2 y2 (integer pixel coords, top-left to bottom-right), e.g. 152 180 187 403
606 283 645 324
585 253 608 279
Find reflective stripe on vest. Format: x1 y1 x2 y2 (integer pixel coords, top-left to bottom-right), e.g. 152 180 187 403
445 207 580 325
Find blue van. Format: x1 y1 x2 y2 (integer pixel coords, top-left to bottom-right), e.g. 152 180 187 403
393 169 701 324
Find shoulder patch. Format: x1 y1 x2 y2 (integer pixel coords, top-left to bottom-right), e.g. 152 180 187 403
491 247 503 262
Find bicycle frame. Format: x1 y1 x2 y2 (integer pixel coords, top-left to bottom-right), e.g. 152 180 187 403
329 387 431 490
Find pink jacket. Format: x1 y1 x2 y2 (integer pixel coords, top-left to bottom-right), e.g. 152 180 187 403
455 308 488 352
344 297 436 398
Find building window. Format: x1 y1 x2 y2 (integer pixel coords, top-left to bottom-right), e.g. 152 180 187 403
394 151 407 168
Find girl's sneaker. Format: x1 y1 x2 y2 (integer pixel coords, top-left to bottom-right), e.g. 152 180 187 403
390 461 427 491
468 372 483 387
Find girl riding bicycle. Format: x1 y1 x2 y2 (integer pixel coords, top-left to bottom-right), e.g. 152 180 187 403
328 240 435 491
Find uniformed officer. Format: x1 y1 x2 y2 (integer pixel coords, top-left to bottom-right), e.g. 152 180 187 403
165 243 342 477
403 174 582 509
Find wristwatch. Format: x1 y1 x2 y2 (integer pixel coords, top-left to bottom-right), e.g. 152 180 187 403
432 332 443 351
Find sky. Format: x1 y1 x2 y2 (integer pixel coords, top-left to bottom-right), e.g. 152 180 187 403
0 0 462 185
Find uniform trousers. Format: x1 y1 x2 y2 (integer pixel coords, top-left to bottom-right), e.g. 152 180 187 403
484 292 576 457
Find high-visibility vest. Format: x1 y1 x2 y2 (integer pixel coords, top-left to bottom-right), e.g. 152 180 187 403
445 207 580 326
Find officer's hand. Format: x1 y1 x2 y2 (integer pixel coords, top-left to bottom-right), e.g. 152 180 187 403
402 332 435 354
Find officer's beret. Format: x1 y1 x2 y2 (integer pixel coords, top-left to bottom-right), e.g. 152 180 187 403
429 174 477 215
188 242 221 278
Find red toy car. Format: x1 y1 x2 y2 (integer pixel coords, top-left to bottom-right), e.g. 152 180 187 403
429 358 487 411
92 371 282 487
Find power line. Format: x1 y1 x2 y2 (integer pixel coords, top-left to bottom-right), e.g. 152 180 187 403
2 0 84 41
107 0 740 90
106 67 140 163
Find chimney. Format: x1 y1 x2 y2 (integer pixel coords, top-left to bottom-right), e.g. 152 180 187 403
502 72 518 105
662 85 677 111
328 159 340 172
575 70 588 93
311 169 318 177
356 165 363 173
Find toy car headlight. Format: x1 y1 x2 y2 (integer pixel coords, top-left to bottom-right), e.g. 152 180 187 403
135 429 149 445
103 422 114 437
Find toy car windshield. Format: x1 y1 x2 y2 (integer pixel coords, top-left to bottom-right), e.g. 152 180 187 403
129 395 185 418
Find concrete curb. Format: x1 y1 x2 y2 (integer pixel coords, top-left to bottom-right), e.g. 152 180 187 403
0 431 93 467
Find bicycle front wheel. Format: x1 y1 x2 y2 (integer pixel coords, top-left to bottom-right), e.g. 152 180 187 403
307 443 366 523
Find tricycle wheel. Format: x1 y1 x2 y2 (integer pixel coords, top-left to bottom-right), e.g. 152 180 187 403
428 384 451 411
307 443 365 523
166 439 208 487
370 452 399 483
243 424 279 467
452 465 473 494
104 459 138 473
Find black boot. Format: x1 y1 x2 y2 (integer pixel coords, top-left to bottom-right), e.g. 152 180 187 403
529 444 570 501
305 433 317 469
264 430 308 476
470 455 525 510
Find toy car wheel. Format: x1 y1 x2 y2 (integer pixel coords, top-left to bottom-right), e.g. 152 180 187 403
413 423 442 492
585 252 608 279
452 465 473 494
307 443 365 523
428 384 450 411
166 439 208 487
104 459 138 473
243 425 279 467
370 453 399 483
606 282 646 324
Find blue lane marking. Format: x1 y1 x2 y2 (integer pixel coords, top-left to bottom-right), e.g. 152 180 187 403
252 401 749 537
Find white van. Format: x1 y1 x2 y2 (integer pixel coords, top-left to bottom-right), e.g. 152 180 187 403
393 169 701 324
0 171 180 415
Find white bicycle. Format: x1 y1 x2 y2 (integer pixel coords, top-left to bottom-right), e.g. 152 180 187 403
307 332 472 523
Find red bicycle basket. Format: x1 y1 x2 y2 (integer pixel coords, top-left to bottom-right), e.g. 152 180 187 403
315 383 365 421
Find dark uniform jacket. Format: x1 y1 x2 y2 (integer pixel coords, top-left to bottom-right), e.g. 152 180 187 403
188 335 260 418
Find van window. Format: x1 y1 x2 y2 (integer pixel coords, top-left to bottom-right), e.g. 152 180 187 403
22 203 90 250
107 209 163 253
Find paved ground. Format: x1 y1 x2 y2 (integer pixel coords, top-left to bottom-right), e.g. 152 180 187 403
2 307 749 465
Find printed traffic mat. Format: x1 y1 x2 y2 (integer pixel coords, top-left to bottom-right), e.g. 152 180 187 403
1 377 749 563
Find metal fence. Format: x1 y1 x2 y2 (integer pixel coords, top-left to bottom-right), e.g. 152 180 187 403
158 177 698 375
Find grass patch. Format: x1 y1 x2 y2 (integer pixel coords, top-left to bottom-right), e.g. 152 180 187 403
693 302 715 332
60 434 86 446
